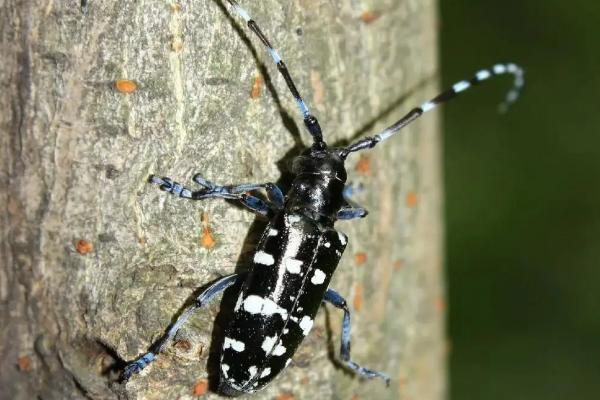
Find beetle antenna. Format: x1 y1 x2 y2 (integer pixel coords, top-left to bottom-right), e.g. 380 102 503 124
341 63 525 156
226 0 324 145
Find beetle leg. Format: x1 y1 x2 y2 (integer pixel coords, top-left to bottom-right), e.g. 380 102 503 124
337 184 368 220
324 288 390 385
205 179 285 210
121 273 245 381
337 206 368 220
149 175 284 216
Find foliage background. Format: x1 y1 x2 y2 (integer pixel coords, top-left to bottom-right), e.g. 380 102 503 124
441 1 600 399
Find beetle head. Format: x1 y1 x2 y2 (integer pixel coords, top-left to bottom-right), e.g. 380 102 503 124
291 147 347 182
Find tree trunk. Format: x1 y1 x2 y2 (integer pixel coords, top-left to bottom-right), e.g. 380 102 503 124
0 1 444 399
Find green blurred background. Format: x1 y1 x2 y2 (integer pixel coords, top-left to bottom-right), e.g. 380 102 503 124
440 1 600 399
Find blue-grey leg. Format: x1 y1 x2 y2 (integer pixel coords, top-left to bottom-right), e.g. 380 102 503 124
337 207 368 220
193 174 284 208
324 288 390 385
149 175 284 216
121 273 245 381
337 184 368 220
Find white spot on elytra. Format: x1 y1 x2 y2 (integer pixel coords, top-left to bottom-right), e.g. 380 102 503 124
261 336 277 353
273 344 286 356
243 295 288 319
254 251 275 266
260 367 271 378
287 214 301 223
283 328 289 334
248 365 258 378
221 364 230 378
453 80 470 93
223 337 246 352
285 258 303 274
324 241 331 248
243 295 264 314
299 316 314 335
311 269 326 285
261 336 286 356
262 300 279 315
338 232 347 245
268 228 278 236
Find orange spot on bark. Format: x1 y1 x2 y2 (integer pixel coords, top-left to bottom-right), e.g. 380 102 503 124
192 379 209 396
251 74 263 99
351 395 360 400
200 212 217 249
353 284 363 312
17 356 32 372
355 154 371 176
310 70 325 105
406 191 418 208
360 11 380 24
434 296 446 312
171 3 182 12
393 260 402 271
301 376 309 385
76 240 93 255
276 393 295 400
114 79 138 93
354 252 367 265
398 376 408 392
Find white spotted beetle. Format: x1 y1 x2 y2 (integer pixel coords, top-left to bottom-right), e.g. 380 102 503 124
120 0 524 395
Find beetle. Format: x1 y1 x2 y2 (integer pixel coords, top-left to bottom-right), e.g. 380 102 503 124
120 0 524 395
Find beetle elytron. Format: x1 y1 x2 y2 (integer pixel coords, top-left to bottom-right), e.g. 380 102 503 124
120 0 524 395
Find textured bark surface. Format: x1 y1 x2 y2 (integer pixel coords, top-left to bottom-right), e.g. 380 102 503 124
0 1 444 399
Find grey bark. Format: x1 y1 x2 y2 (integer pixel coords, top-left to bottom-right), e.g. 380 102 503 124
0 1 444 399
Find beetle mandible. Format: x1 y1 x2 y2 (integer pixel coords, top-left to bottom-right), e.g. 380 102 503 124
120 0 524 395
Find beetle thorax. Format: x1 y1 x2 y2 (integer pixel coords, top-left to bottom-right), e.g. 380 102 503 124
286 147 347 225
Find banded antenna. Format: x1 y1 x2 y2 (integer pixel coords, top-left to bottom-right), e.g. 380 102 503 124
227 0 325 145
342 63 525 156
